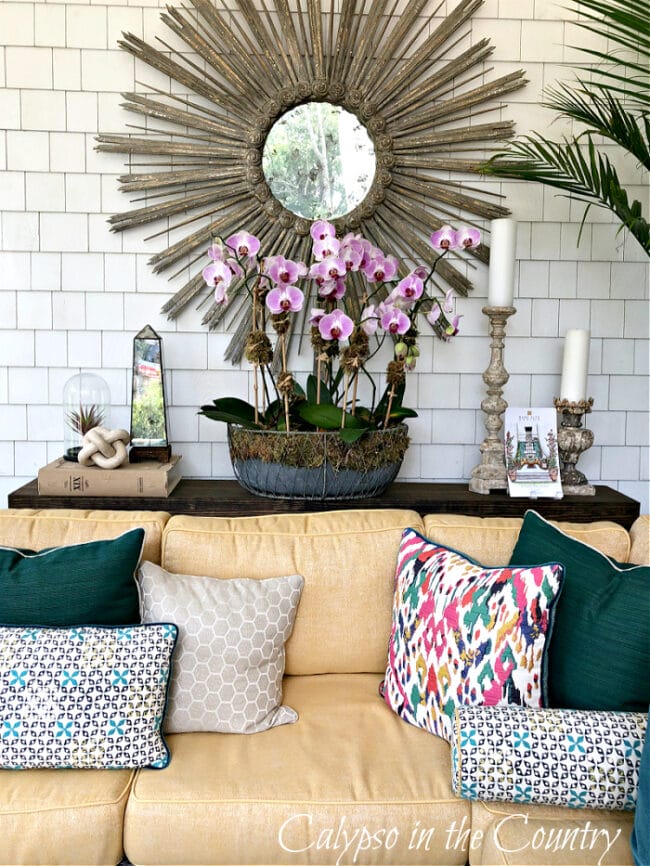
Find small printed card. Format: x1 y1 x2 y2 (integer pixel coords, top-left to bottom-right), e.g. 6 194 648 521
505 407 563 499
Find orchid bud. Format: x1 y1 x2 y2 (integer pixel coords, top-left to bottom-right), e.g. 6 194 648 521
405 353 417 371
394 341 408 360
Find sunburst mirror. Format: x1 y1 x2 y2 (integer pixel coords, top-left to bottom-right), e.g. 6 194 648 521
96 0 526 362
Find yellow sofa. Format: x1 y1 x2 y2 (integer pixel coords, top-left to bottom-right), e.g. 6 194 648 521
0 507 647 866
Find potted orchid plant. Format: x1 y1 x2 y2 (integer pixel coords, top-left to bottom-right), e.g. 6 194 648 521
199 220 480 498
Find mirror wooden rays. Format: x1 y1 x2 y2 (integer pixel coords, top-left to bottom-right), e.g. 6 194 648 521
96 0 527 362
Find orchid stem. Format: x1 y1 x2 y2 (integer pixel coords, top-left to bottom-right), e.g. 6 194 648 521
317 357 322 405
384 387 395 428
351 372 359 417
281 334 290 433
253 365 259 425
341 371 350 428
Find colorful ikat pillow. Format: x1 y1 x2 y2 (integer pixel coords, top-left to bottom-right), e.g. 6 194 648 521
381 528 564 742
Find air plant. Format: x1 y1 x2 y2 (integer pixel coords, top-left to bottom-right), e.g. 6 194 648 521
65 404 106 435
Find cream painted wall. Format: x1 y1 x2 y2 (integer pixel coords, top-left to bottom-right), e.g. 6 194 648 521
0 0 647 510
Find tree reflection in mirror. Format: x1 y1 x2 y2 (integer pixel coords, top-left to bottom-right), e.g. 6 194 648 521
262 102 376 221
130 325 171 462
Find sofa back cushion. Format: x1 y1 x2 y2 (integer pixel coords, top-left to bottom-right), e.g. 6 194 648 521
630 515 650 564
0 508 169 565
422 513 631 565
161 509 423 675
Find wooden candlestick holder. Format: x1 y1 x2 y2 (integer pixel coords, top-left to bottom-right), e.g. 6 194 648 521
553 398 595 495
469 305 516 495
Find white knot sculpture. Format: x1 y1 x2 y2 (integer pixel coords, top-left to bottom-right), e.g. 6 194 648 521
78 426 130 469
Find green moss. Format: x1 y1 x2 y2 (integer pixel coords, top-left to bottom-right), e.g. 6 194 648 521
229 424 410 473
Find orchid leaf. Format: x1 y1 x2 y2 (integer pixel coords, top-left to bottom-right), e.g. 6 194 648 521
199 397 259 427
375 380 406 422
339 427 368 443
388 406 419 420
306 374 333 404
298 402 367 430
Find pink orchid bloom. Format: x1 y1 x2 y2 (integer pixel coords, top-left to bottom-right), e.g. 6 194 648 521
443 289 454 314
313 236 341 260
310 220 336 242
213 283 228 306
430 225 458 251
227 259 244 279
358 239 378 270
226 231 261 259
265 255 307 286
207 242 226 262
318 278 347 300
312 255 347 282
202 259 233 289
386 288 410 311
340 241 364 272
445 314 463 337
266 285 305 315
455 226 481 249
207 242 244 277
395 273 424 303
413 266 428 280
363 253 398 283
381 307 411 335
360 305 379 336
318 310 354 341
309 308 325 326
426 305 442 327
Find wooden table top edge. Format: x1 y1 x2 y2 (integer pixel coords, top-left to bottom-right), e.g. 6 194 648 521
6 478 641 529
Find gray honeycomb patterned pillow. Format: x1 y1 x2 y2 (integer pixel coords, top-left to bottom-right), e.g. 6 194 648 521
136 562 304 733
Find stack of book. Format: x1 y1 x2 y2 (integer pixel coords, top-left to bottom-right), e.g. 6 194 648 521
37 455 182 497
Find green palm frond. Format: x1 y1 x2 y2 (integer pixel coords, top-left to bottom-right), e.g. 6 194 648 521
484 134 650 254
545 84 650 170
481 0 650 258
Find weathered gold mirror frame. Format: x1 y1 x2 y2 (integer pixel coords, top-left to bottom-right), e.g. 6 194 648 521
96 0 526 362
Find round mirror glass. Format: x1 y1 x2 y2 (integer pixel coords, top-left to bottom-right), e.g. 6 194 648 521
262 102 376 221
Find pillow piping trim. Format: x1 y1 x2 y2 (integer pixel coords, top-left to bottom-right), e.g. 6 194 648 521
523 509 639 572
0 526 146 561
0 621 178 771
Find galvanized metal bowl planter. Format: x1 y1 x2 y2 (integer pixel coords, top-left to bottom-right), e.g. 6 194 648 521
228 423 409 500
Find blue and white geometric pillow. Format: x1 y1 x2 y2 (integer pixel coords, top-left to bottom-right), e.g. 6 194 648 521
452 705 647 811
0 623 177 770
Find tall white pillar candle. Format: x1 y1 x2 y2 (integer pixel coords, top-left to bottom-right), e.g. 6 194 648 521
488 218 517 308
560 329 590 402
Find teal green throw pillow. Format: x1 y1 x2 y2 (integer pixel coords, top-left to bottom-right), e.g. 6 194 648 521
0 528 144 626
509 510 649 712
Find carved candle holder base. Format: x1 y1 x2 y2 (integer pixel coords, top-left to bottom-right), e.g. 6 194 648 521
469 306 516 495
553 398 595 496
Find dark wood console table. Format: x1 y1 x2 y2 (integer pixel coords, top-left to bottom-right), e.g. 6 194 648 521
7 479 640 529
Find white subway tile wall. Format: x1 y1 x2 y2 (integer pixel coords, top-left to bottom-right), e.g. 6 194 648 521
0 0 648 513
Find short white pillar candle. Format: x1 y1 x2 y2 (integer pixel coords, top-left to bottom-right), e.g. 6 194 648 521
487 218 517 308
560 329 590 402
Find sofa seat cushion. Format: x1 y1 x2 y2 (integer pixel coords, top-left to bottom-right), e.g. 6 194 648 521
125 673 470 865
468 800 634 866
0 766 134 865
